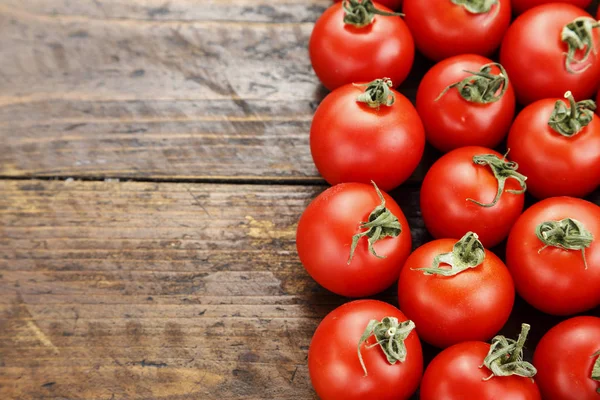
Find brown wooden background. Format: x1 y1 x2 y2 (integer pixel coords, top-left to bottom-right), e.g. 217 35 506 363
0 1 598 399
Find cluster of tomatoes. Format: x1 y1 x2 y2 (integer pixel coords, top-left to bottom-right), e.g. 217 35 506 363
295 0 600 399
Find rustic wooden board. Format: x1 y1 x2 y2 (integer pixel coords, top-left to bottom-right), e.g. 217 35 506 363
0 0 431 182
0 180 422 399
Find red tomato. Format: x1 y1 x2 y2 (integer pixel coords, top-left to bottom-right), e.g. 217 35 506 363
398 233 515 348
421 339 541 400
402 0 511 61
309 2 414 90
334 0 403 11
309 300 423 400
500 4 600 105
506 197 600 315
507 93 600 198
512 0 592 15
534 316 600 400
311 79 425 191
420 146 526 248
416 55 516 152
296 182 411 297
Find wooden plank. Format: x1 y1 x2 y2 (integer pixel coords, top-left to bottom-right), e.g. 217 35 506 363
0 179 424 399
0 0 431 181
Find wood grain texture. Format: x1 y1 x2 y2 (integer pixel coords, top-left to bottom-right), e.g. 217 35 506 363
0 179 425 399
0 0 431 181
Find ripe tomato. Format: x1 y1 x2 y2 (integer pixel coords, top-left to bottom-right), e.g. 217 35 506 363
311 79 425 191
402 0 511 61
309 300 423 400
420 146 526 248
309 1 414 90
420 325 541 400
334 0 403 11
416 55 516 152
398 232 514 348
512 0 592 15
534 316 600 400
506 197 600 315
507 92 600 198
296 182 411 297
500 4 600 105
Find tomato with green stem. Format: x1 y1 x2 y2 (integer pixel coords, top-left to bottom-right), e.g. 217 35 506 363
416 55 515 152
507 92 600 199
334 0 403 11
534 316 600 399
506 197 600 315
308 300 423 400
296 182 411 297
309 1 414 90
402 0 511 61
500 3 600 105
420 324 541 400
420 146 527 248
311 78 425 191
398 232 514 348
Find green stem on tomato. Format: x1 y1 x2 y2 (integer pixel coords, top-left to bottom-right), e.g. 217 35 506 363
413 232 485 276
347 181 401 264
355 78 395 109
548 91 596 137
450 0 499 15
466 152 527 208
592 351 600 393
536 218 594 269
342 0 403 28
435 63 509 104
561 17 600 74
480 323 537 381
357 317 415 376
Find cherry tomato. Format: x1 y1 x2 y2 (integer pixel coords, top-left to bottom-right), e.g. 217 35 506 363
309 300 423 400
534 316 600 400
500 3 600 105
420 325 541 400
296 182 411 297
398 232 515 348
507 93 600 199
416 55 516 152
506 197 600 315
334 0 403 11
420 146 527 248
402 0 511 61
309 2 414 90
311 79 425 191
512 0 592 15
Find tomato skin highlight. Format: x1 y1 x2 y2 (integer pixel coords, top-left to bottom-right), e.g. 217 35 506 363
506 197 600 315
534 316 600 400
308 300 423 400
310 83 425 191
500 3 600 105
420 146 525 248
296 183 411 297
402 0 511 61
511 0 592 15
507 97 600 199
309 3 414 91
420 341 541 400
398 239 514 348
416 54 516 153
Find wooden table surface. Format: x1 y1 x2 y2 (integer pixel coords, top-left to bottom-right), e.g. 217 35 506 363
0 1 598 399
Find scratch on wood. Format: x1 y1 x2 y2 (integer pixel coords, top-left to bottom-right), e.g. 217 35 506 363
290 366 298 383
26 320 59 354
